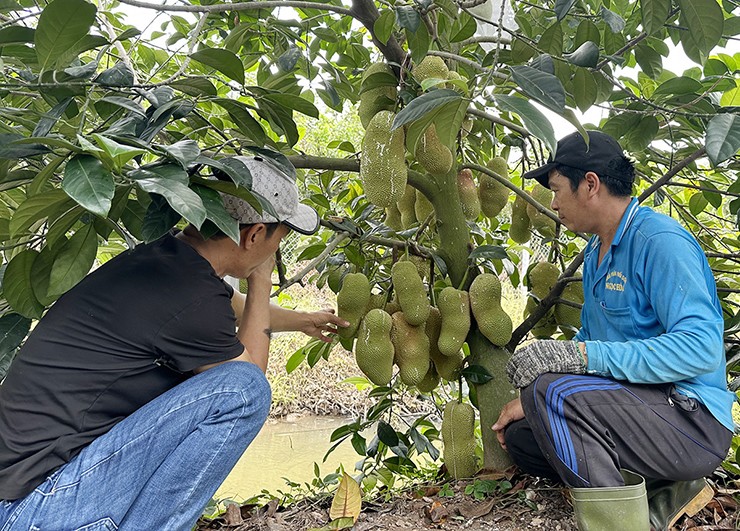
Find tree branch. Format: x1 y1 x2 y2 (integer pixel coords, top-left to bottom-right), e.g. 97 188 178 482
467 107 529 137
637 147 707 204
349 0 406 68
274 232 350 295
288 154 359 172
116 0 352 15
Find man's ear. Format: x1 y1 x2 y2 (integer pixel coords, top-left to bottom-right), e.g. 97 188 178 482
584 171 601 195
238 224 266 250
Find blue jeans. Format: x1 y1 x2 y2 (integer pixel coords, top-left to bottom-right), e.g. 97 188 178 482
0 361 271 531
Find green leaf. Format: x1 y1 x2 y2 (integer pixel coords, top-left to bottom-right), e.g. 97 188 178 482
62 155 114 217
564 41 599 67
98 96 147 118
377 420 399 447
574 20 600 48
277 47 302 72
554 0 577 21
157 140 201 168
213 98 267 145
640 0 671 35
405 25 430 64
510 66 566 113
374 9 395 46
192 185 239 244
91 134 147 170
653 76 703 97
495 95 556 154
169 78 218 97
47 225 97 298
634 43 663 78
450 13 477 43
625 116 659 151
10 189 73 237
35 0 96 71
0 25 34 45
262 94 319 119
392 89 462 132
396 6 420 32
463 364 494 384
720 87 740 107
190 47 245 85
95 62 135 87
689 192 709 216
706 114 740 165
3 250 45 319
33 97 73 137
468 244 509 262
136 177 207 228
572 68 598 112
676 0 724 57
285 348 307 374
141 194 180 242
0 313 31 357
600 7 626 33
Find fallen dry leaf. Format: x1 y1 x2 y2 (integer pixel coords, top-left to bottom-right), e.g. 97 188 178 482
457 497 496 519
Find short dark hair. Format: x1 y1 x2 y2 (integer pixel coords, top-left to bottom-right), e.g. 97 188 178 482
554 155 634 197
210 222 281 240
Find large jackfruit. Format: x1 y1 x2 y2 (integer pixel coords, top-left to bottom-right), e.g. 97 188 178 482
391 311 430 386
479 157 510 218
359 62 397 128
441 401 478 479
437 287 471 357
554 281 583 339
360 111 407 208
403 254 429 281
385 295 401 316
426 307 464 381
469 273 513 347
337 272 371 339
413 56 449 84
385 202 403 231
417 363 440 393
457 169 480 221
526 184 556 238
415 124 453 176
524 262 561 339
509 195 531 243
398 185 418 228
414 189 435 224
355 309 395 386
391 261 430 326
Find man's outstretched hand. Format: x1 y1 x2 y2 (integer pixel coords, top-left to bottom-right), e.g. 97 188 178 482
298 309 349 343
506 340 586 388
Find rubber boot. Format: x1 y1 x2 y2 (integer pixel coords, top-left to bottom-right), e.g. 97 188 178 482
571 470 650 531
646 478 713 531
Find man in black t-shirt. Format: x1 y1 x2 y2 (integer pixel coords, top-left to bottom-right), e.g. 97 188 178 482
0 156 347 530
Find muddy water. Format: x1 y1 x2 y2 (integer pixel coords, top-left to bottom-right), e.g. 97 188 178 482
215 416 363 502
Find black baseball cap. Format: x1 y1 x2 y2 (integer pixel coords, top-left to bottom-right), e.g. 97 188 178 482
523 131 629 189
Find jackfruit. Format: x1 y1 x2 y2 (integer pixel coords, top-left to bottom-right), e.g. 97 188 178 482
367 292 386 312
359 62 397 128
524 262 561 339
509 195 531 243
415 124 453 176
403 254 429 281
437 287 471 357
391 311 430 387
355 309 395 386
398 185 417 228
413 56 449 84
417 363 440 393
530 308 557 338
414 189 435 224
469 273 513 347
385 203 403 231
457 169 481 221
385 296 401 316
526 184 556 238
441 401 478 479
337 272 371 339
446 70 470 96
554 281 583 339
360 111 407 208
479 157 510 218
426 307 464 381
391 261 430 326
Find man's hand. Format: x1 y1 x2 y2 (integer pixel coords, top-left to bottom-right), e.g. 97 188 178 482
506 340 586 388
491 397 525 451
247 255 275 286
298 309 349 343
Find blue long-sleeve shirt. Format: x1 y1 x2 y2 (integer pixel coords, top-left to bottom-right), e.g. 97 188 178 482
575 198 734 431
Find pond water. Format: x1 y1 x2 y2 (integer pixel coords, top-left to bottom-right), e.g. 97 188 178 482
215 416 363 502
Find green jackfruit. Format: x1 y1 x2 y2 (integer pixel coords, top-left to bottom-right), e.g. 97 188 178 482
415 124 453 176
555 281 583 339
367 292 386 312
337 272 371 339
385 296 401 316
398 185 418 228
417 363 440 393
385 202 403 231
403 254 429 281
360 110 407 208
469 273 513 347
426 307 464 381
509 195 531 243
391 311 430 386
479 157 510 218
437 287 471 357
359 63 397 128
524 262 561 339
446 70 469 96
457 169 481 221
355 308 395 386
391 261 430 326
414 189 435 224
526 184 556 238
413 56 449 84
441 401 478 479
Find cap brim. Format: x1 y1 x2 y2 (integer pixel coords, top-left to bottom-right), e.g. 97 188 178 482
283 203 320 235
522 162 557 189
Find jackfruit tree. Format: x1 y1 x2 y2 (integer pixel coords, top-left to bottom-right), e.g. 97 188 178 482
1 0 740 494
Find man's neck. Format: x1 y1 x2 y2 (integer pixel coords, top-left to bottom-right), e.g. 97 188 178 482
595 196 633 249
175 228 229 278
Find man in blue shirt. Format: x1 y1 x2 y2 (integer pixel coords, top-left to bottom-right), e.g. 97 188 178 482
491 131 733 530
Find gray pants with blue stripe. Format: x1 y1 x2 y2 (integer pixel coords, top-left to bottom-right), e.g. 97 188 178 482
504 373 732 488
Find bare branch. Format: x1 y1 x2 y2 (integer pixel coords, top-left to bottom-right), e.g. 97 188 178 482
116 0 352 15
274 232 350 295
637 148 707 203
467 107 529 137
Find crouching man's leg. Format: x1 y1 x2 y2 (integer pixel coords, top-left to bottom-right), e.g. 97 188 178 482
4 361 270 531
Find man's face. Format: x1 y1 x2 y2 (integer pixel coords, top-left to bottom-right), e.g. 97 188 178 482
234 224 290 278
548 170 588 232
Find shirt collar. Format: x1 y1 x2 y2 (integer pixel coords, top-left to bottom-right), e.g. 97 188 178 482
608 197 639 248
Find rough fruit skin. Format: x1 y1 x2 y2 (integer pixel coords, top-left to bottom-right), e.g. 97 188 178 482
360 110 407 208
414 189 435 224
457 169 481 220
391 312 430 386
398 185 418 228
359 62 397 128
385 203 403 231
413 56 449 83
527 184 556 238
367 292 386 312
524 262 561 339
337 272 371 339
426 307 464 381
355 309 395 386
509 195 531 243
437 287 471 357
479 157 510 218
391 261 430 326
415 124 453 176
446 70 469 96
441 401 478 479
417 363 440 393
469 273 513 347
555 281 584 339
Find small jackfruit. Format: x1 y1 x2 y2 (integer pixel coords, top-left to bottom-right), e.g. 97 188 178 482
441 401 478 479
385 202 403 231
413 56 449 84
426 307 464 381
414 189 435 224
437 287 471 357
402 254 429 281
337 272 371 339
367 292 387 312
524 262 561 339
391 311 430 387
391 261 430 326
417 363 440 393
359 62 397 128
479 157 510 218
360 110 407 208
415 124 453 176
509 195 531 244
469 273 513 347
355 309 395 386
526 184 556 238
457 169 481 221
554 281 583 339
398 185 418 228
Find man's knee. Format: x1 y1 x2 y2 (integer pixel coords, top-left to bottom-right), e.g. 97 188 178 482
194 361 272 420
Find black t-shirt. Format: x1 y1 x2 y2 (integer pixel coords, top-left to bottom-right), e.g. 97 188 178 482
0 234 244 500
